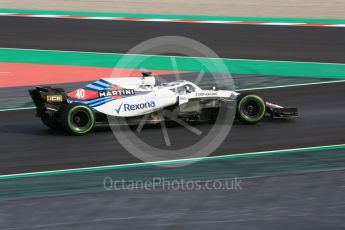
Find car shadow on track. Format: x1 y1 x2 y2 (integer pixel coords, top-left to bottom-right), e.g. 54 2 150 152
0 117 296 138
0 123 68 136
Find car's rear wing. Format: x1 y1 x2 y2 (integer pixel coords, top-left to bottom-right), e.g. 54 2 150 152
28 86 68 117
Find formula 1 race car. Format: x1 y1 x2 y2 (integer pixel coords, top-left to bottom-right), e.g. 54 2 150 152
29 72 298 135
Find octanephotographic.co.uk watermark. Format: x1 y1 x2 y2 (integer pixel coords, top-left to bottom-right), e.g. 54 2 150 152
103 176 243 191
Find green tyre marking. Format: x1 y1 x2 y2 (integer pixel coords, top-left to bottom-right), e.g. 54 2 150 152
237 94 266 124
66 104 95 135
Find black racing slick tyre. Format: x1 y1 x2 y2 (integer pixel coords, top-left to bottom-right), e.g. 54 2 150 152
236 93 266 124
60 103 95 135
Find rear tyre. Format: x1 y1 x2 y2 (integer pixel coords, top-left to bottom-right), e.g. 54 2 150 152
236 93 266 124
60 103 95 135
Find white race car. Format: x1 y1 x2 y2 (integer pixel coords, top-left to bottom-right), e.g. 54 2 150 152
29 72 297 135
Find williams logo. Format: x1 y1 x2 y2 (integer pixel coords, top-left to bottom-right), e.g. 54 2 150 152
99 89 135 97
115 101 156 114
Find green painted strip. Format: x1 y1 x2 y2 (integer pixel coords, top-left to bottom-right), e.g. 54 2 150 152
1 143 345 180
1 8 345 24
1 48 345 79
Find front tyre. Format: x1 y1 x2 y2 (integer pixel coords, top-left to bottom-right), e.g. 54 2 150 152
236 93 266 124
61 104 95 135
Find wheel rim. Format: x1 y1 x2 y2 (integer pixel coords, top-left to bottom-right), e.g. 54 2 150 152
68 106 94 133
243 99 261 117
71 110 90 128
239 95 265 122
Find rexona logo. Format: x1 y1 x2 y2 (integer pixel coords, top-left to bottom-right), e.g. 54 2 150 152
115 101 156 114
99 89 135 97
